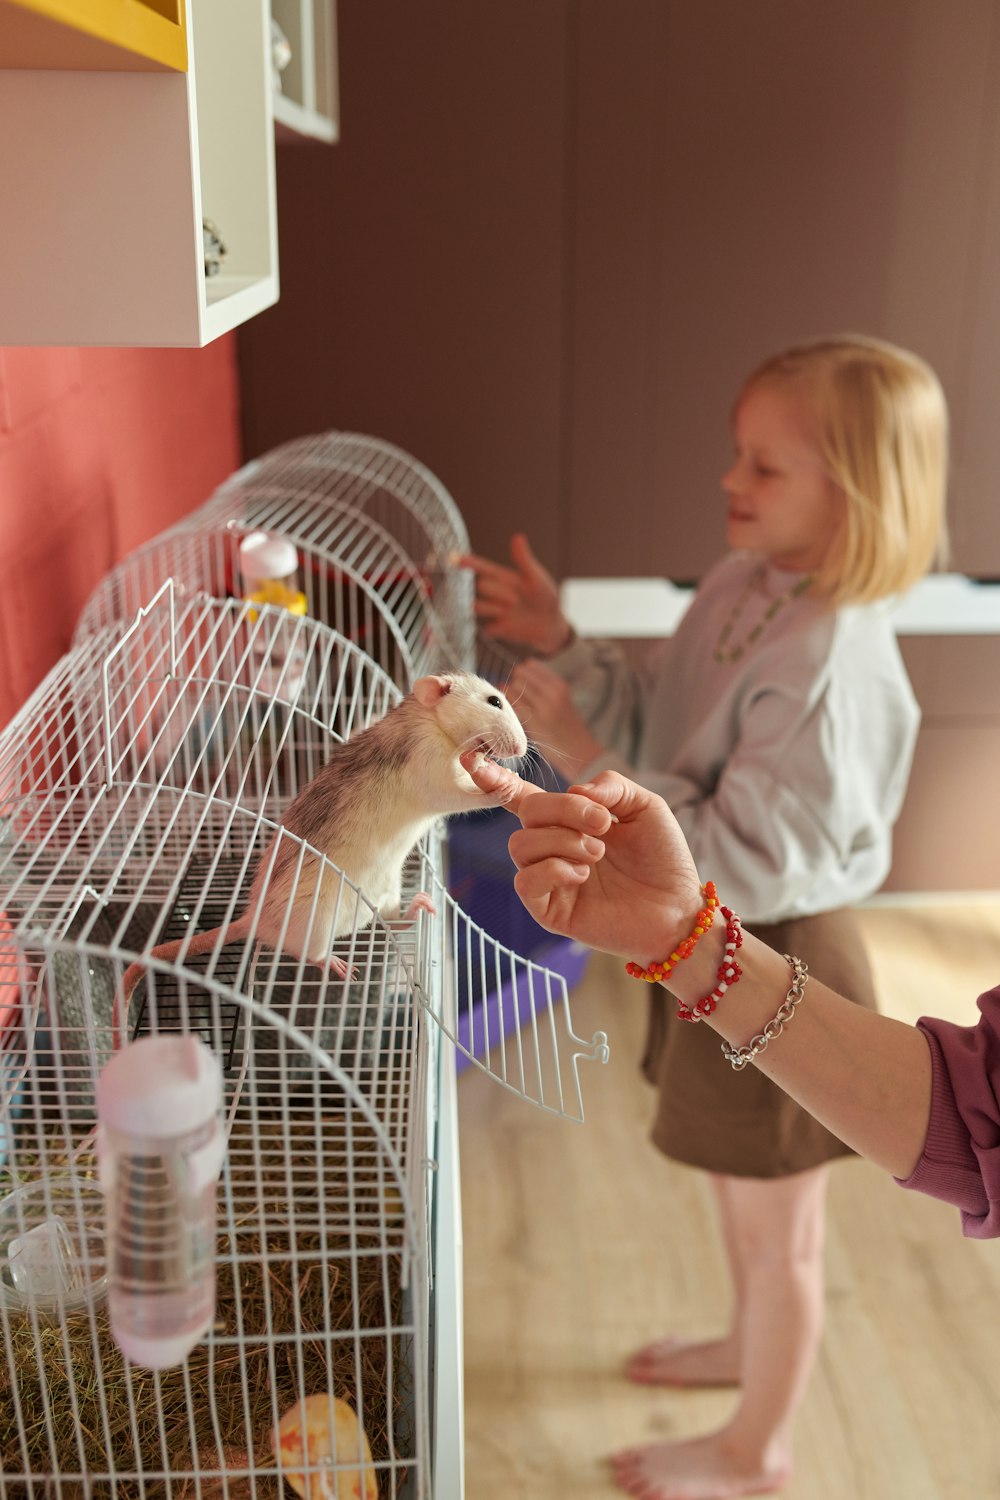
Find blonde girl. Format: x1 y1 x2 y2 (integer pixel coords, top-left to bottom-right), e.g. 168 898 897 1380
458 334 948 1500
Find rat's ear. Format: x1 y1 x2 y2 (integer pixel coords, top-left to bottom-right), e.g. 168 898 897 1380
412 675 452 707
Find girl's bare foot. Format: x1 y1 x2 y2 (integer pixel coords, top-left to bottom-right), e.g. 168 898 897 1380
609 1433 790 1500
625 1334 741 1388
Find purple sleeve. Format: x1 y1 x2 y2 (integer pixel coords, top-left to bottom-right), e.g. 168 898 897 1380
894 983 1000 1238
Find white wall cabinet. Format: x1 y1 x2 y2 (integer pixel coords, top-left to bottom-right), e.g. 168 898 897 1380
0 0 338 347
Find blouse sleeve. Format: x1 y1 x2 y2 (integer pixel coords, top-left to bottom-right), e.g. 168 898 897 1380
544 633 666 765
549 584 914 922
587 672 890 920
895 986 1000 1239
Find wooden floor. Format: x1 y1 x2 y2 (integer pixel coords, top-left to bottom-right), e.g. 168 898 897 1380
457 898 1000 1499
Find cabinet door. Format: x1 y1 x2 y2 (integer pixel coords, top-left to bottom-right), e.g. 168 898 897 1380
271 0 339 142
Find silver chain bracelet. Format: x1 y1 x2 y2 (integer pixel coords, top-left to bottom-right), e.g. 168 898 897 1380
720 954 809 1072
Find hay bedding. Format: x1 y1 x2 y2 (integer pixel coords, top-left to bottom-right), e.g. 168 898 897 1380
0 1119 412 1499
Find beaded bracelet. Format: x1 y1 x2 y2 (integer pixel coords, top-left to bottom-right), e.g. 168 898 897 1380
676 905 743 1023
624 881 719 984
720 954 809 1071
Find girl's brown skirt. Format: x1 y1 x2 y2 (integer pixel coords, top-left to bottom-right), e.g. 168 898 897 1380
641 907 877 1178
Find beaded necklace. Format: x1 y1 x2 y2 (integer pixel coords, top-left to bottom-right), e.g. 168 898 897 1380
713 565 813 666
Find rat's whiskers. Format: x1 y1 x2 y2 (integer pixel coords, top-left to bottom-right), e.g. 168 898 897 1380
520 743 563 791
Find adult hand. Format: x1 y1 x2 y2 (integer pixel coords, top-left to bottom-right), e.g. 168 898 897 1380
453 532 573 655
459 754 703 967
508 659 606 780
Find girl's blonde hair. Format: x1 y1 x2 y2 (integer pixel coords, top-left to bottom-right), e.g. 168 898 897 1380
741 334 949 606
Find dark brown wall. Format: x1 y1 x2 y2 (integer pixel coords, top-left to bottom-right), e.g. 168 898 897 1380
238 0 572 572
239 0 1000 584
237 0 1000 893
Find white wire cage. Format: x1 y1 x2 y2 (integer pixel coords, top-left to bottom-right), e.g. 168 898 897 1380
205 431 469 624
0 608 435 1496
0 591 608 1497
6 590 606 1103
72 432 493 688
1 928 431 1500
198 432 524 691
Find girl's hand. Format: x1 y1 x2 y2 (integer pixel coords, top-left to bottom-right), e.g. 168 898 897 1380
459 755 703 966
453 533 573 655
508 659 605 779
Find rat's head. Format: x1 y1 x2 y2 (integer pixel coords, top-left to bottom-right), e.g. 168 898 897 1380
411 673 528 763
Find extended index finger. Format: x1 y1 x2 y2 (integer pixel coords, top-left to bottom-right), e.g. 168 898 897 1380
460 751 544 814
461 752 614 833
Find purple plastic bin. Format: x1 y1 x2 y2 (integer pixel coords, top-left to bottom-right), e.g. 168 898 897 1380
446 808 592 1073
453 933 592 1073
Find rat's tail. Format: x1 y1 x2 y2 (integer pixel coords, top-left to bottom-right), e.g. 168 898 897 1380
112 927 237 1048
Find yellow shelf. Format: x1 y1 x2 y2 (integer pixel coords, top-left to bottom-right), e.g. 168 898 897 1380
0 0 187 71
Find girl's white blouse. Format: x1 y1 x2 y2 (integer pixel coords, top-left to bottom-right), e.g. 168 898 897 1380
546 550 920 924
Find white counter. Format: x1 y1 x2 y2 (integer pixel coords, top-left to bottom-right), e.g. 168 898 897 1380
560 573 1000 638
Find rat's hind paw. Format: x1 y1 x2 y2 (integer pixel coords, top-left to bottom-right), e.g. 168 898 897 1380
404 892 437 920
322 954 358 982
382 892 437 933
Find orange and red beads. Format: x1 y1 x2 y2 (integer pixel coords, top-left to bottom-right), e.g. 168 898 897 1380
625 881 720 984
625 880 745 1023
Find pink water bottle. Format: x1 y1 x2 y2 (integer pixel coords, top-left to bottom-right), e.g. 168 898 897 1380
96 1035 224 1369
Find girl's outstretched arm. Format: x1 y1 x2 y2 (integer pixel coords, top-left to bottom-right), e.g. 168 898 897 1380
464 753 934 1182
453 532 574 654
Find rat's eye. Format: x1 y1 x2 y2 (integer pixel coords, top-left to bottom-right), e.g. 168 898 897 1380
487 694 503 709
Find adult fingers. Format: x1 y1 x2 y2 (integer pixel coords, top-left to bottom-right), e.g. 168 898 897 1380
507 825 605 872
460 753 615 838
566 770 660 823
513 788 614 836
514 858 592 913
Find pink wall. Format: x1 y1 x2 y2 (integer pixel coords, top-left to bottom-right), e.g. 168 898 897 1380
0 339 242 729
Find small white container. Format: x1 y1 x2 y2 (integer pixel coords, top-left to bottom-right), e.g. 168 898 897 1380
238 530 308 699
96 1034 224 1370
238 530 305 606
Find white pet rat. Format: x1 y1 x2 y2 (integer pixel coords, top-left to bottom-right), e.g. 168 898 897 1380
116 672 527 1032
